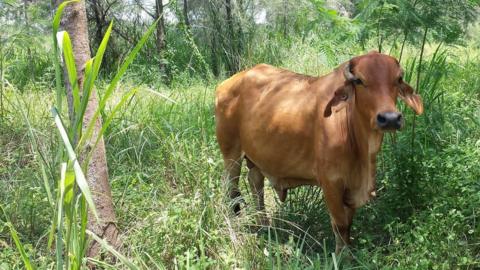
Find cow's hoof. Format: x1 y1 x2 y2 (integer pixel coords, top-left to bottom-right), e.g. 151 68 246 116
335 241 347 255
233 203 241 215
335 245 353 261
275 188 288 202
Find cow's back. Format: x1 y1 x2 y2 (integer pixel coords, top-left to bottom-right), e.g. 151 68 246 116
215 64 321 180
215 64 318 122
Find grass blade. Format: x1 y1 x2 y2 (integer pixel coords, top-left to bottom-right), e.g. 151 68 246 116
56 163 67 270
1 205 36 270
7 223 36 270
86 230 140 270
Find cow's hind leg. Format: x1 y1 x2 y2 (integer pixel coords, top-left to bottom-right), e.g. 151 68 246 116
216 117 244 215
222 153 243 215
246 158 269 226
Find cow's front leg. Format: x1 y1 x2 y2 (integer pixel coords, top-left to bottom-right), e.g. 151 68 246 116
322 180 354 254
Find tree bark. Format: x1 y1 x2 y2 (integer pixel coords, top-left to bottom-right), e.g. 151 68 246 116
283 0 288 38
0 45 4 120
90 0 105 51
155 0 167 76
183 0 189 29
237 0 244 59
57 0 120 259
225 0 238 74
208 1 220 77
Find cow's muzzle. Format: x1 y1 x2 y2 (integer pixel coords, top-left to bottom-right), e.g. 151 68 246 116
376 111 402 130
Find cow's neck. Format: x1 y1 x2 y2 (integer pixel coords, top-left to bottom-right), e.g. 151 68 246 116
346 102 383 193
347 100 383 156
348 109 383 158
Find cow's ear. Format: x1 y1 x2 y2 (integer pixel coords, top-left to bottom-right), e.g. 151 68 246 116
324 85 352 117
399 82 423 115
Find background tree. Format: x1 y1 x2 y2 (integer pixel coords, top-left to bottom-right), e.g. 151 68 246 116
86 0 121 70
155 0 168 79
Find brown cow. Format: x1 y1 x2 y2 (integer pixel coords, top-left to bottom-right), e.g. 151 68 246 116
214 52 423 253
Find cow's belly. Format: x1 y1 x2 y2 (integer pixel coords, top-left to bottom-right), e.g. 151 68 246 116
266 174 318 189
240 127 317 181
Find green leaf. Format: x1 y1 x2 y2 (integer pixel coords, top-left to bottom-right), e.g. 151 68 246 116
73 57 94 139
91 22 113 88
61 32 81 115
84 88 139 165
74 22 114 138
51 107 98 221
63 167 76 217
77 18 159 151
52 0 79 113
79 196 88 262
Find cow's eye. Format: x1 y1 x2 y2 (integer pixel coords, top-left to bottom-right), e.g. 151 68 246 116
353 78 363 85
398 77 403 84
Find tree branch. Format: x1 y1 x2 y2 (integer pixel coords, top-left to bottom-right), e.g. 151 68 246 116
134 0 155 19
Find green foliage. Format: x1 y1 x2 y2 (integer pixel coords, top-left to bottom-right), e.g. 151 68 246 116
356 0 480 54
1 0 54 91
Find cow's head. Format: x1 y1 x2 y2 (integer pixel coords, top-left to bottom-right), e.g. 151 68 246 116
326 52 423 131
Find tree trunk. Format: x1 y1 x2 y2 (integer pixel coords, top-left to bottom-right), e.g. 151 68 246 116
23 0 34 83
208 1 220 77
237 0 245 61
155 0 167 76
0 45 4 120
283 0 288 38
91 0 105 51
57 0 120 259
225 0 238 74
183 0 190 29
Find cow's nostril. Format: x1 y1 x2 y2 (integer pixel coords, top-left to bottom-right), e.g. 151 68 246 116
377 112 402 130
377 114 387 124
